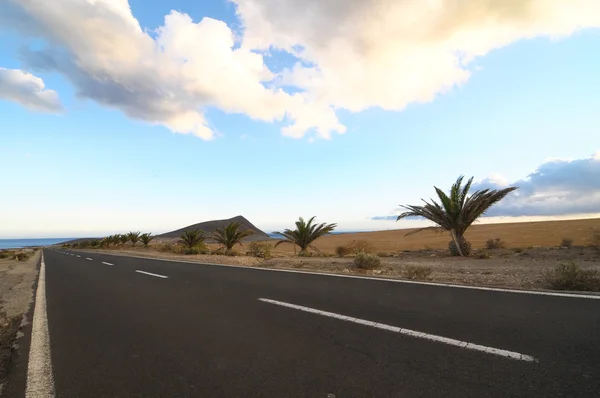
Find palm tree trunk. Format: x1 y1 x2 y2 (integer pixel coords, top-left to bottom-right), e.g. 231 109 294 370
449 229 465 257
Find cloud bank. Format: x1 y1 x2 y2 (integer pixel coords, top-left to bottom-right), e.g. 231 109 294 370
373 152 600 220
0 67 63 113
3 0 600 139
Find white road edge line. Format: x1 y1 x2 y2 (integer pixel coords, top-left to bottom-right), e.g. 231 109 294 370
259 298 538 363
135 270 168 279
102 262 114 266
77 251 600 300
26 253 56 397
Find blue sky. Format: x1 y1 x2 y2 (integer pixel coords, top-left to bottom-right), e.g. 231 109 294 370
0 0 599 238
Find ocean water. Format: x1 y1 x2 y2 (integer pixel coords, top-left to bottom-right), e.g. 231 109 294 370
0 238 73 250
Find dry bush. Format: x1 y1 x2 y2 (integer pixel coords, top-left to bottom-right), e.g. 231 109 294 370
246 242 272 258
348 240 373 254
13 252 30 261
353 252 381 270
156 243 186 254
485 238 505 250
335 245 351 258
589 228 600 250
560 238 574 248
514 248 524 254
377 252 394 258
402 265 433 280
545 262 600 292
477 251 492 259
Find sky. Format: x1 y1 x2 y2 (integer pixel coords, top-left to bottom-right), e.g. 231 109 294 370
0 0 599 238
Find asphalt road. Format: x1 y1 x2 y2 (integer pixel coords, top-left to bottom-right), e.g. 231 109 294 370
7 249 600 397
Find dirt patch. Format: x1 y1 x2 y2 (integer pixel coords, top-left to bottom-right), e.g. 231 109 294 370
0 249 40 387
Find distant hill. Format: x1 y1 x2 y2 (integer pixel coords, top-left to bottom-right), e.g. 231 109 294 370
159 215 270 241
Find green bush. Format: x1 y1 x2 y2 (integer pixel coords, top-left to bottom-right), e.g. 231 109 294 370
560 238 573 248
449 238 472 256
485 238 505 250
353 252 381 270
545 262 600 292
334 245 351 258
246 242 272 258
402 265 432 280
0 251 12 259
477 251 492 259
13 252 30 261
185 243 208 255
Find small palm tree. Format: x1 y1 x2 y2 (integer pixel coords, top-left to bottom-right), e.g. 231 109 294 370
101 237 111 248
397 175 517 257
212 222 254 252
179 230 205 250
140 233 155 248
274 216 337 256
127 231 141 247
118 234 129 247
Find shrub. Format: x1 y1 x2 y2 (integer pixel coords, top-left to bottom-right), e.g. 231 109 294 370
377 252 393 258
90 239 100 247
0 251 11 259
156 243 185 254
560 238 573 248
449 238 472 256
298 250 313 257
589 228 600 250
485 238 505 250
334 245 351 258
477 251 491 259
353 252 381 270
514 248 524 254
348 240 373 254
246 242 273 258
545 261 600 292
402 265 432 280
185 243 208 255
13 252 30 261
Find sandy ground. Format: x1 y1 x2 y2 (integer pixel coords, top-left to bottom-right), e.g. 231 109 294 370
79 245 600 291
0 249 40 389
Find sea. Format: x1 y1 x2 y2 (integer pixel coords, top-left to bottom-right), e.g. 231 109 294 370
0 238 73 250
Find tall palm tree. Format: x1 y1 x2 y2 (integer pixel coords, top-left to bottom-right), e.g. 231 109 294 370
273 216 337 256
127 231 141 247
212 222 254 252
179 230 205 250
397 175 517 257
140 233 155 248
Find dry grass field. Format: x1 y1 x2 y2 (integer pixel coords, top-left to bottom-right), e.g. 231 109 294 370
263 218 600 256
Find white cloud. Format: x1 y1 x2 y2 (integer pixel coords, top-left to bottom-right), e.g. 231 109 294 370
234 0 600 113
4 0 344 140
0 67 63 113
3 0 600 139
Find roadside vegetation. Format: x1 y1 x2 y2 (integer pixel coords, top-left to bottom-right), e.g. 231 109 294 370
273 216 336 256
396 175 517 257
53 176 600 292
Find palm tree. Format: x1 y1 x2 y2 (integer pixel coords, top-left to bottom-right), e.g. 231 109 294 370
396 175 517 257
212 222 254 252
101 236 111 248
118 234 129 247
179 230 205 250
127 231 141 247
140 233 155 248
273 216 337 256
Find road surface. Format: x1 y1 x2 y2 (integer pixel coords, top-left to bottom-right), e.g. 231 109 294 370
5 249 600 397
